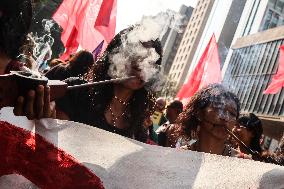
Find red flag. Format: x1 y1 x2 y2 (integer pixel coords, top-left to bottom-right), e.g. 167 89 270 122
176 34 221 101
52 0 117 58
95 0 117 43
263 45 284 94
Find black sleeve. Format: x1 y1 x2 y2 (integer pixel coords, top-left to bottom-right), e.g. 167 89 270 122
56 78 88 122
157 131 167 146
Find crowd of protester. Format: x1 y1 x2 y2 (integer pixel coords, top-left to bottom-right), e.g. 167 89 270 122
1 0 284 170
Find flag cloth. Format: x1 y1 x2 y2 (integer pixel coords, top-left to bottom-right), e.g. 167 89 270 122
176 34 221 101
263 45 284 94
92 40 104 61
52 0 117 59
0 107 284 188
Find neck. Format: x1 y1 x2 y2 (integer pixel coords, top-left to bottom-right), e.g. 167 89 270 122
0 54 12 75
198 129 225 155
114 84 134 102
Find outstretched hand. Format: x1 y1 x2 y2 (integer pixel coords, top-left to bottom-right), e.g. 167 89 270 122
13 85 56 120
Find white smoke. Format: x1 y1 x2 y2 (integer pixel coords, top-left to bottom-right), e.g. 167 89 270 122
32 19 55 72
108 10 183 91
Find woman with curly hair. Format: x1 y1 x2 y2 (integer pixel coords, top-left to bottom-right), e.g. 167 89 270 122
56 27 162 142
173 84 250 157
233 113 263 155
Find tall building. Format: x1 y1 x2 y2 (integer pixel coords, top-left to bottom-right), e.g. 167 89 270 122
222 0 284 142
168 0 246 91
161 5 193 75
168 0 216 89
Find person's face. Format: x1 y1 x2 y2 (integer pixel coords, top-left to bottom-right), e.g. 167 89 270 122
122 63 145 90
155 100 166 112
233 125 254 145
166 107 178 122
200 99 238 140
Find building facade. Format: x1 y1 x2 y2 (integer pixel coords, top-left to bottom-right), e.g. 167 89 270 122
222 0 284 142
167 0 245 91
168 0 216 89
161 5 193 75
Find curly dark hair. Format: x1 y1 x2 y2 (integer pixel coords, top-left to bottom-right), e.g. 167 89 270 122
177 84 240 136
0 0 32 59
68 50 94 77
87 27 162 142
238 113 263 153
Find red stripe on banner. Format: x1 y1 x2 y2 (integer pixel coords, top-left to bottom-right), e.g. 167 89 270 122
0 121 104 189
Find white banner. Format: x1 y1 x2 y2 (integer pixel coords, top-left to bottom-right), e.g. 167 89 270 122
1 107 284 188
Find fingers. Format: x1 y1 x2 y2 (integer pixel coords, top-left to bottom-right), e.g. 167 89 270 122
13 96 24 116
13 85 56 120
43 86 51 117
25 90 35 120
36 85 44 119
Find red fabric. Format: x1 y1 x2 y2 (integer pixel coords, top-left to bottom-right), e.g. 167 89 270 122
146 139 158 145
60 26 79 60
95 0 117 43
0 121 104 189
176 34 221 101
263 45 284 94
53 0 117 58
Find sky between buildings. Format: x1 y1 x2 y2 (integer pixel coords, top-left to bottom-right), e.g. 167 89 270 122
116 0 198 33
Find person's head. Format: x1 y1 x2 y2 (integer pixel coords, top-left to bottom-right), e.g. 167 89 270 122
166 100 183 123
90 26 162 142
68 50 94 76
155 97 166 112
177 84 240 141
93 26 163 91
234 113 263 153
48 58 65 68
0 0 32 59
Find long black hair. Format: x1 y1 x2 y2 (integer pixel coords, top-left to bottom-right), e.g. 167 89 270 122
177 84 240 136
88 27 162 142
238 113 263 153
0 0 32 59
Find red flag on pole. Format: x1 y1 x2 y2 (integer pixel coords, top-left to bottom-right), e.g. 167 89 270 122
95 0 117 43
52 0 117 59
176 34 221 101
263 45 284 94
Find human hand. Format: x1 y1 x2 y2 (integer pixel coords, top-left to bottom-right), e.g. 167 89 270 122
13 85 56 120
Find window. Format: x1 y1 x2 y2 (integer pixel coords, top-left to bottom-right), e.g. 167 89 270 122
188 45 191 51
184 55 187 60
184 32 188 38
270 12 280 28
275 0 284 12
